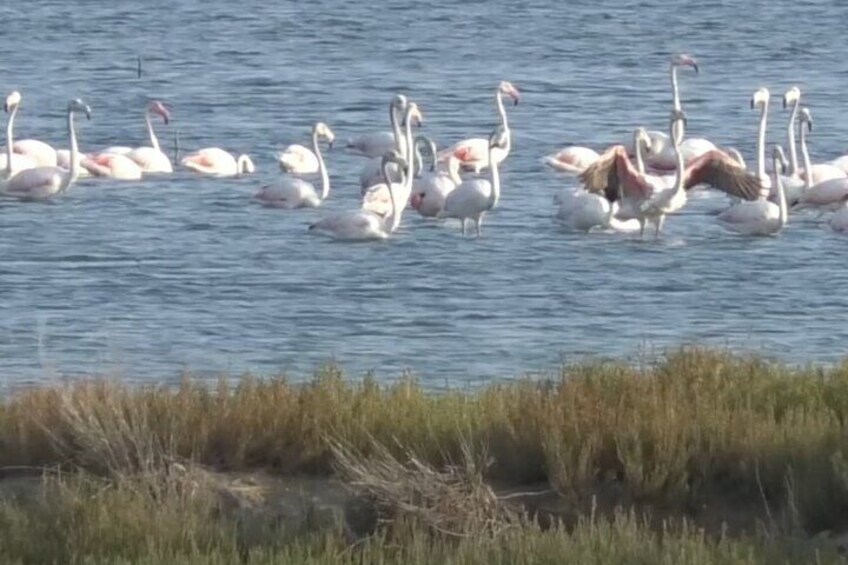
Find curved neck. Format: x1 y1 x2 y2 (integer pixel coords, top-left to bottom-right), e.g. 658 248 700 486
496 90 509 133
382 160 400 233
633 132 646 175
403 109 415 180
774 164 788 226
5 105 17 176
313 130 329 201
756 102 768 181
786 100 799 176
799 124 812 189
488 144 501 209
390 103 402 149
145 110 160 152
64 109 79 189
670 66 684 140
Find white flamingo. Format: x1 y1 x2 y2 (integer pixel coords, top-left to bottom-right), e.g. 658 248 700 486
439 127 509 236
275 121 336 175
438 81 521 173
254 122 334 208
9 94 57 167
309 151 406 241
794 107 846 187
630 54 714 170
181 147 255 177
124 101 173 173
543 146 600 175
749 88 771 191
717 145 788 236
409 136 462 218
361 103 422 216
3 99 90 201
794 108 848 211
359 102 423 191
344 95 409 159
0 92 38 183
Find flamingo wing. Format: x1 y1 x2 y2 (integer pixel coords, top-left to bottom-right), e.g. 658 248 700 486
684 150 762 201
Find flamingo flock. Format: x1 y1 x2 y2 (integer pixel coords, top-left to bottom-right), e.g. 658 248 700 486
3 56 848 240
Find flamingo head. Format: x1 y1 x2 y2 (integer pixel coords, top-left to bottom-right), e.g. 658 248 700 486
750 88 769 111
391 94 409 112
499 81 521 105
149 101 171 124
4 91 21 113
634 127 653 154
799 107 812 132
782 87 800 110
671 54 699 73
489 125 509 149
314 122 335 147
69 98 92 119
669 109 687 145
406 102 424 128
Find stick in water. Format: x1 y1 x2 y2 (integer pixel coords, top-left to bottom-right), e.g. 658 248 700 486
137 56 142 79
174 129 180 164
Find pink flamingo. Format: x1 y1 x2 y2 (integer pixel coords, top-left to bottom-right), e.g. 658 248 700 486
181 148 255 177
438 81 521 173
124 101 173 173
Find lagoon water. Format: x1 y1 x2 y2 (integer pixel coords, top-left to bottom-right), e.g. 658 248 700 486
0 0 847 386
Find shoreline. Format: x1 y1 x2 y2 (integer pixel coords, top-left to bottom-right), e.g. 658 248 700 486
1 347 848 563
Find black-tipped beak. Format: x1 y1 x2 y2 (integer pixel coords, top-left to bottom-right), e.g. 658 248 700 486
782 98 787 109
85 108 92 120
693 64 699 74
328 141 334 150
3 103 8 113
807 121 812 132
750 99 755 110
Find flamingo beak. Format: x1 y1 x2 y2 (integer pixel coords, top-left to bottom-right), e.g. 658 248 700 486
692 63 699 74
3 103 8 113
807 121 812 133
84 106 92 120
750 99 755 110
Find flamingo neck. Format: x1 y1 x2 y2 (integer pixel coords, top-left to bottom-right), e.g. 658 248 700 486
413 142 424 178
773 161 788 227
786 100 799 176
382 160 400 234
670 66 685 141
403 108 415 181
5 104 17 177
488 143 501 210
496 90 509 134
633 131 646 174
426 139 437 172
756 102 768 182
800 124 812 189
390 102 402 151
145 110 160 153
446 157 462 185
313 130 329 201
65 109 79 189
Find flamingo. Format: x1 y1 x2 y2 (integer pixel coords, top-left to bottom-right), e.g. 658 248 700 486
0 92 56 169
558 128 656 231
409 136 462 218
359 102 423 191
0 92 38 183
344 95 409 159
630 54 714 170
80 152 144 180
543 146 600 175
439 126 509 236
582 110 761 237
3 99 90 201
748 87 772 191
361 102 422 216
275 121 337 175
717 145 788 236
793 109 848 211
794 107 846 186
122 101 173 173
254 122 334 208
438 81 521 173
181 147 255 177
309 151 406 241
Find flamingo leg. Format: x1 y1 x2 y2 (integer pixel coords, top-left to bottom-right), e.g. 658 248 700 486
639 219 647 239
655 215 665 237
461 219 467 236
476 213 485 237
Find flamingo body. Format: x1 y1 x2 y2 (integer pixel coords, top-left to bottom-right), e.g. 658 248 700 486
13 139 57 167
544 146 599 174
181 148 254 177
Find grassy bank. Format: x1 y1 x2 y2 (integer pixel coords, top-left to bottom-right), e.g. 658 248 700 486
1 348 847 563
